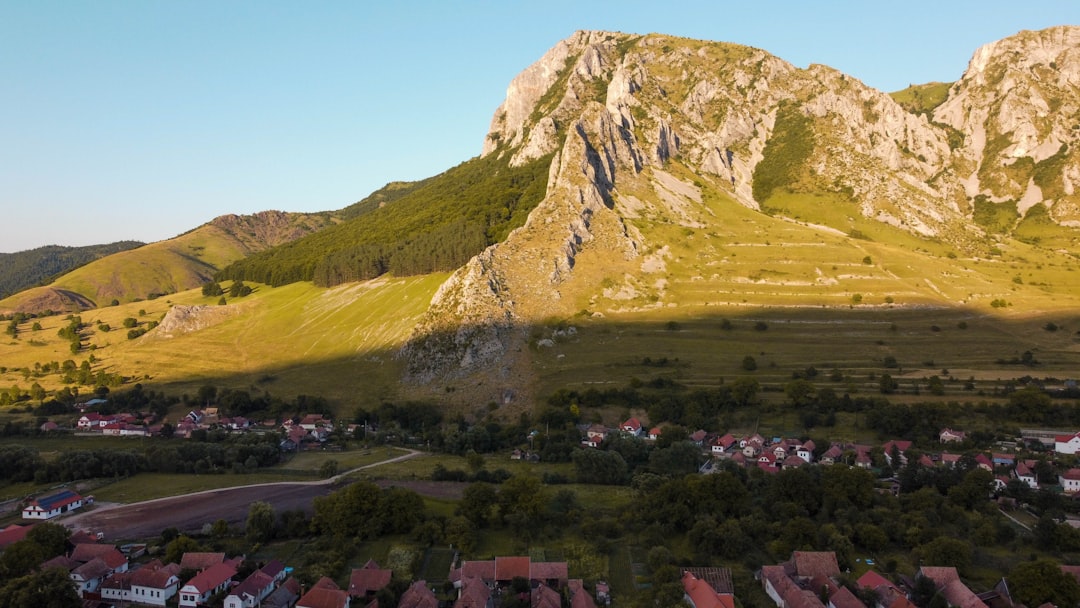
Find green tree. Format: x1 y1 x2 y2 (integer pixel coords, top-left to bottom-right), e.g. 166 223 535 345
1010 558 1080 608
0 566 81 608
163 535 202 565
573 449 628 485
742 355 758 371
201 281 223 297
918 536 972 571
246 501 276 543
319 459 339 479
457 482 498 527
25 522 70 558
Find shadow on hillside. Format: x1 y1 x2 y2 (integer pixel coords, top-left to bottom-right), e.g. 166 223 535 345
134 304 1080 412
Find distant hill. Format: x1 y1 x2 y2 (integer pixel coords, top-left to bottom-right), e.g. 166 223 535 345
0 210 336 313
0 241 144 299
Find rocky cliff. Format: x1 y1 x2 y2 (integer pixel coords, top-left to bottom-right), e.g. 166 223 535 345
403 27 1080 383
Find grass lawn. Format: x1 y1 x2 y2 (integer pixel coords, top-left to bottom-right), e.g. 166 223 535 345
278 446 407 473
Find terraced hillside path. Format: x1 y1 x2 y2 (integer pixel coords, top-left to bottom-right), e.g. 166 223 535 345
63 448 425 541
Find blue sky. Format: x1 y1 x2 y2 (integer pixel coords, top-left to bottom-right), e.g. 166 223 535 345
2 1 1078 252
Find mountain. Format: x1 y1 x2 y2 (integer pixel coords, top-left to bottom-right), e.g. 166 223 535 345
3 27 1080 411
0 241 144 300
401 27 1080 384
0 210 336 313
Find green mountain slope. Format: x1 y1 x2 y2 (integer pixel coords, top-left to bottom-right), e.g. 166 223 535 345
217 151 551 287
0 241 144 299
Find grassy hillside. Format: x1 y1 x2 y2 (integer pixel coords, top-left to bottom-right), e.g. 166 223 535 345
889 81 953 115
218 151 551 287
0 212 335 313
0 274 448 407
0 241 144 299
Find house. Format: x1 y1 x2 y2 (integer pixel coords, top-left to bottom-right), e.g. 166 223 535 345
648 427 663 441
1015 461 1039 489
690 429 708 446
974 454 994 472
180 552 225 571
0 524 32 549
264 577 302 608
78 413 104 430
129 560 181 606
819 445 843 465
22 489 84 519
533 582 562 608
450 556 568 590
99 570 133 604
569 579 598 608
917 567 988 608
348 559 392 599
224 568 276 608
711 434 737 455
71 543 129 573
179 562 236 607
299 414 332 431
585 424 609 442
71 558 113 596
454 575 492 608
398 580 437 608
940 428 966 443
796 441 815 463
681 571 735 608
621 417 643 437
1056 432 1080 454
940 453 961 468
1061 469 1080 493
881 440 912 467
856 570 918 608
762 552 843 608
782 455 808 470
298 576 350 608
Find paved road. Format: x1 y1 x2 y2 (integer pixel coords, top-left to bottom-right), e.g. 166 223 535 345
64 449 424 541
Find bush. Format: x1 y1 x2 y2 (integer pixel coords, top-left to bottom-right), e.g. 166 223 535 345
122 317 137 328
742 356 758 371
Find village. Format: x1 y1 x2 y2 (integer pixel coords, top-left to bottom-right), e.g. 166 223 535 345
9 403 1080 607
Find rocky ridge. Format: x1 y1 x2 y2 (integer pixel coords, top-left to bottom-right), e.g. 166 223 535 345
403 26 1080 383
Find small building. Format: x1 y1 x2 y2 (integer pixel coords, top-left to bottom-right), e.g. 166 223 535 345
22 489 84 520
1061 469 1080 493
179 562 236 607
1056 432 1080 455
939 428 966 443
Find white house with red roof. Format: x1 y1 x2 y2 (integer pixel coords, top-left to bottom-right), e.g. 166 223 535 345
22 489 84 519
179 562 236 607
939 428 966 443
129 560 181 606
1061 468 1080 493
1056 432 1080 454
1015 461 1038 489
621 418 643 437
711 434 737 454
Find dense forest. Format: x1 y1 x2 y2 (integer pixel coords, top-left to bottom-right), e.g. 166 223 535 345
0 241 144 299
217 151 552 287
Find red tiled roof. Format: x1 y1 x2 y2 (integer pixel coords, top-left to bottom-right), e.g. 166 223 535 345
184 562 236 594
792 551 840 579
71 544 126 570
1063 468 1080 481
532 583 561 608
179 551 224 571
496 556 531 581
398 580 438 608
856 571 895 591
530 561 568 582
454 577 491 608
0 524 31 548
73 557 111 581
297 586 349 608
830 586 864 608
682 571 734 608
461 560 496 581
349 561 392 596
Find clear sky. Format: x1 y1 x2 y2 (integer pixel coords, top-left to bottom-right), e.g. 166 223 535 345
2 1 1078 252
